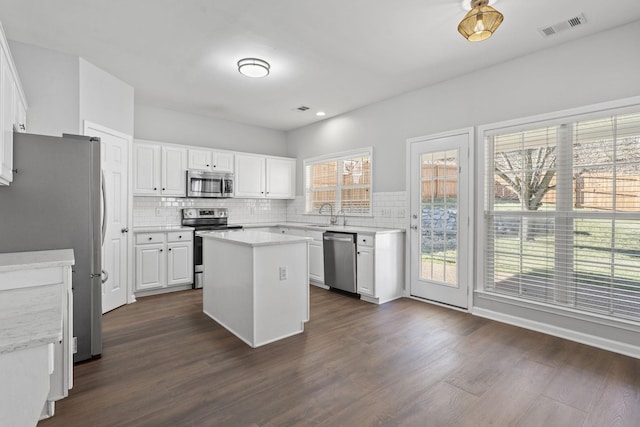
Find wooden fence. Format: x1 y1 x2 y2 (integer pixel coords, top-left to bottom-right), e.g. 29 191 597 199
494 173 640 212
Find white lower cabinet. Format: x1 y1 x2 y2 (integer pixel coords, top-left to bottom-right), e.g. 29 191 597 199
167 239 193 286
356 232 405 304
356 235 375 296
135 230 193 294
308 231 324 285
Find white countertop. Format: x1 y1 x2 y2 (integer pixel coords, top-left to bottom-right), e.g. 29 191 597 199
241 222 405 234
133 225 194 233
0 248 75 274
0 285 62 354
0 249 72 354
198 230 311 247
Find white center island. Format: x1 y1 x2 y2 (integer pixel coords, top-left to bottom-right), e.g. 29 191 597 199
199 230 311 348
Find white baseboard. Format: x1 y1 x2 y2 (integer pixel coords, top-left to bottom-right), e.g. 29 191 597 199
473 306 640 359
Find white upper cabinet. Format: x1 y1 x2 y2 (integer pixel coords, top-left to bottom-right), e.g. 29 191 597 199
234 153 265 197
0 49 13 185
235 153 295 199
133 142 161 195
161 145 187 196
187 148 212 171
266 157 296 199
132 140 293 199
133 141 186 196
188 148 234 173
0 21 27 186
212 151 234 172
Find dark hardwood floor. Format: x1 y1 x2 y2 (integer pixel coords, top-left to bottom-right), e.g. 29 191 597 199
39 286 640 427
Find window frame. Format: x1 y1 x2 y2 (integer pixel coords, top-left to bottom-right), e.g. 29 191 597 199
476 97 640 326
303 147 373 216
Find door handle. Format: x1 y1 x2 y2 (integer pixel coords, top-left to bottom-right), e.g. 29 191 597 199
411 225 418 230
101 170 107 246
121 227 129 233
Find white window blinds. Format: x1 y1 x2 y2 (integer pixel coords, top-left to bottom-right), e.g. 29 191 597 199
304 149 372 214
485 111 640 321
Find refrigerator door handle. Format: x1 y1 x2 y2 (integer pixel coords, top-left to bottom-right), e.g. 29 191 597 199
101 169 107 246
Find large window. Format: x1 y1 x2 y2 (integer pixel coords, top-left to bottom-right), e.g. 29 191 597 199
484 110 640 322
304 149 372 215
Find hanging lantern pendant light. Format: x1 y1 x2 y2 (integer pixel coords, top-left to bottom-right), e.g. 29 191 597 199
458 0 504 42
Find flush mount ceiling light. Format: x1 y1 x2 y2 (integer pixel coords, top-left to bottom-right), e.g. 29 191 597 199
458 0 504 42
237 58 270 78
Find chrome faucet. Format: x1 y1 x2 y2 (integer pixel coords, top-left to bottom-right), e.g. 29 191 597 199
337 209 347 227
318 203 337 225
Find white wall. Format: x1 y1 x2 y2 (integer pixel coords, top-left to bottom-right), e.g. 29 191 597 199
134 105 287 156
9 40 79 136
79 58 134 136
286 21 640 194
9 42 135 138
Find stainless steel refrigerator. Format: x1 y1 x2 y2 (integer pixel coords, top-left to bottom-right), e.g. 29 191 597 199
0 132 102 362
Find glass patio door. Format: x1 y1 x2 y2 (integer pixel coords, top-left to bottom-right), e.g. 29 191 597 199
409 130 471 308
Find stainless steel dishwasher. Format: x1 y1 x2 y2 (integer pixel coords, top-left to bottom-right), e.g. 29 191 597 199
323 231 358 293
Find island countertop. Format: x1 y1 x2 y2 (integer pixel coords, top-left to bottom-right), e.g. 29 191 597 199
197 230 311 247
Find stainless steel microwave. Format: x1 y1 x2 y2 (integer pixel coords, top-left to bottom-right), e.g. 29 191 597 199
186 170 234 198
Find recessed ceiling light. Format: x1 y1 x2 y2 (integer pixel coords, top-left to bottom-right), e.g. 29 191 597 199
237 58 270 78
316 111 326 117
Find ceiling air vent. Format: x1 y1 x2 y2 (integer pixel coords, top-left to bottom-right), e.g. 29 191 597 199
538 13 587 38
296 106 310 111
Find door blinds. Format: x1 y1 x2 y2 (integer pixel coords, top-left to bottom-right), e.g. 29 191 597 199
484 111 640 321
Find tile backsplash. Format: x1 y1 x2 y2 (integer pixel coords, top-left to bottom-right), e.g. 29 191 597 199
133 191 407 229
133 197 288 226
286 191 407 229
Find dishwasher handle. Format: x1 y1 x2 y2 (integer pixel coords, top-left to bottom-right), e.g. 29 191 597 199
323 236 355 243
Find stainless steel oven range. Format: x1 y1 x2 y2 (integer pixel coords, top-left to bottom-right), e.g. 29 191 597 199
181 208 242 288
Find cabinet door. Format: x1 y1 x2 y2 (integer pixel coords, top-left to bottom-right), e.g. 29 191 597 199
266 157 295 199
212 151 234 172
135 244 165 290
162 146 186 196
309 241 325 283
167 242 193 286
356 247 375 296
0 50 14 185
235 154 265 197
13 93 26 133
133 143 161 195
188 148 213 171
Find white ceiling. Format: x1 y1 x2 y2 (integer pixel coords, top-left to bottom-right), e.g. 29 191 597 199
1 1 639 131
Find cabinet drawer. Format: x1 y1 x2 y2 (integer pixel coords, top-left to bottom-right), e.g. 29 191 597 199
135 233 165 244
357 234 374 247
167 231 193 243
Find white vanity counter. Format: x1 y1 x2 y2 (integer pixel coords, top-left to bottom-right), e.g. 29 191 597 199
200 231 310 348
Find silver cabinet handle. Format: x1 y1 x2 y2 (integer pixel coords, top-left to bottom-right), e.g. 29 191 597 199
101 170 107 246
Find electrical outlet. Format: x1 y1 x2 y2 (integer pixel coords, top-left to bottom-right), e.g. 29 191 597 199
279 266 288 280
